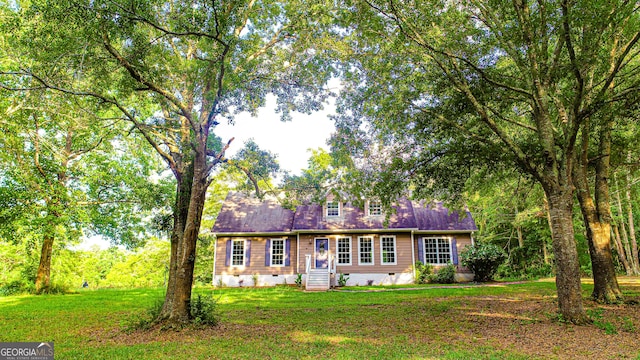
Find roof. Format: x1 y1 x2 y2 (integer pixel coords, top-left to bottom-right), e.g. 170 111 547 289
212 191 477 234
212 192 295 234
412 201 477 232
292 198 417 230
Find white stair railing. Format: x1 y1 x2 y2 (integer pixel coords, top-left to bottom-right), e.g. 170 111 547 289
328 253 335 288
305 254 311 289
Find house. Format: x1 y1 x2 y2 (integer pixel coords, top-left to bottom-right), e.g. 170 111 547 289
212 191 477 290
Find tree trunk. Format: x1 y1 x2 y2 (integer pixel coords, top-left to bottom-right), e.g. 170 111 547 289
571 120 622 302
615 176 639 274
612 224 632 274
545 186 589 325
161 162 194 322
160 143 209 324
574 193 622 302
624 161 640 273
542 195 552 265
545 186 589 324
35 233 54 294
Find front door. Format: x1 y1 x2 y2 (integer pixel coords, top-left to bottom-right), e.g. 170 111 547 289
315 238 329 268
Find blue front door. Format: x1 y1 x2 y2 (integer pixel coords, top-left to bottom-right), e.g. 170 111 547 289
315 238 329 268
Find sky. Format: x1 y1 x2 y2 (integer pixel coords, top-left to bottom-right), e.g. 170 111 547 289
214 96 336 176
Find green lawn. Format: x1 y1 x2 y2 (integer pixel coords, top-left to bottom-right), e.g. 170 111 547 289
1 280 639 359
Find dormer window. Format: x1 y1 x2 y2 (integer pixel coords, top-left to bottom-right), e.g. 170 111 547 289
368 202 382 216
327 201 340 217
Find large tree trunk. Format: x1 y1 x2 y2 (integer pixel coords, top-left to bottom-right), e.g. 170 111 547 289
35 233 54 294
160 172 190 319
572 120 622 302
574 187 622 302
545 185 589 324
160 141 209 324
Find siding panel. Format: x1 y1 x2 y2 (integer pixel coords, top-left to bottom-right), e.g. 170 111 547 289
216 236 297 276
297 233 415 274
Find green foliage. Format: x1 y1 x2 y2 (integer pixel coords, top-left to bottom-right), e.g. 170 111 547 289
460 243 507 282
414 261 433 284
621 317 636 333
430 264 456 284
295 273 303 288
337 273 349 287
104 238 169 288
0 280 34 296
190 294 218 327
281 148 347 208
497 263 554 281
588 308 617 335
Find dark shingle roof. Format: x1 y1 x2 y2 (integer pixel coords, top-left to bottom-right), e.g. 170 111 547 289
292 198 417 230
212 192 294 233
412 201 477 231
212 192 477 234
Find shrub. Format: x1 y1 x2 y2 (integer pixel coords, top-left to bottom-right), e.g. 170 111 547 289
430 264 456 284
295 273 303 288
190 294 218 326
460 243 507 282
0 280 34 296
414 261 433 284
497 262 554 280
337 273 349 287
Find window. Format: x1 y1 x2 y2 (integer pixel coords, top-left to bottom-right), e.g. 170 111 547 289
337 237 352 265
327 201 340 217
271 239 285 266
424 237 452 265
358 236 374 265
231 240 245 266
380 236 397 265
368 202 382 216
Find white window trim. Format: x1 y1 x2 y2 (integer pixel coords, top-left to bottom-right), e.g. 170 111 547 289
270 238 286 267
357 236 375 266
326 201 341 217
380 235 397 265
336 236 352 266
231 239 246 267
367 201 383 217
423 236 453 265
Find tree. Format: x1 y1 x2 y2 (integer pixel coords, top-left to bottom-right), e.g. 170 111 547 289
2 0 333 323
0 84 166 293
333 0 640 323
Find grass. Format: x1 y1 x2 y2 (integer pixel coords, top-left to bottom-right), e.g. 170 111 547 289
0 280 639 359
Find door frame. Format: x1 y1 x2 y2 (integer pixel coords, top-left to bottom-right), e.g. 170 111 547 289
314 237 329 269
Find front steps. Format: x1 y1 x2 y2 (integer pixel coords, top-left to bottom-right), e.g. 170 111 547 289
305 269 330 291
